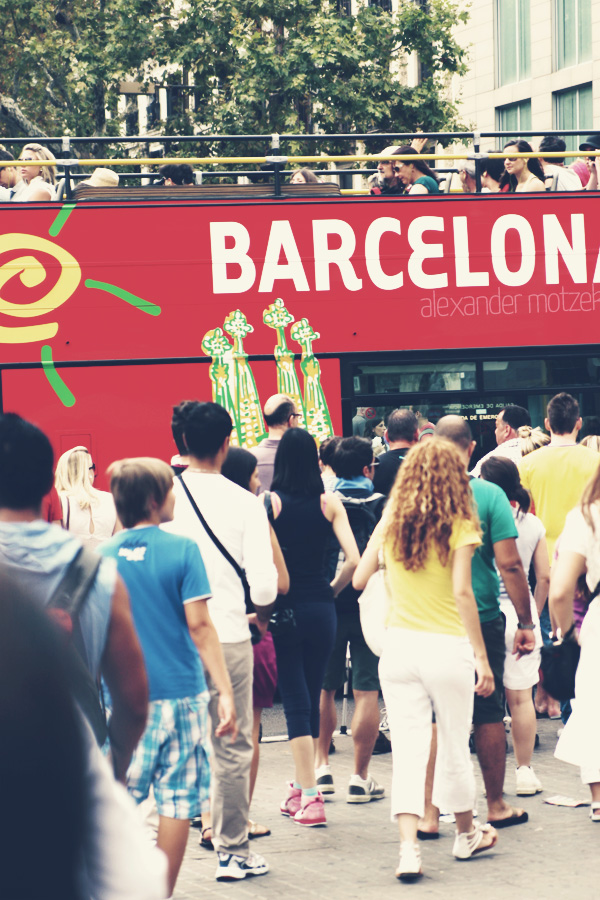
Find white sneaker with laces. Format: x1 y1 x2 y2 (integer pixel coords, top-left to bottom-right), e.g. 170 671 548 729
347 773 385 803
395 841 422 881
315 764 335 795
215 851 269 881
516 765 543 796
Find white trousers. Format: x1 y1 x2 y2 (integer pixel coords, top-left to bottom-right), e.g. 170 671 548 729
379 627 476 819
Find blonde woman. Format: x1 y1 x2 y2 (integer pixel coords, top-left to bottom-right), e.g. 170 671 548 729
518 425 550 457
55 446 118 549
16 143 57 202
354 440 496 882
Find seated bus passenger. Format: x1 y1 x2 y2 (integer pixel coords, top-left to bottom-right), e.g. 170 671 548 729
480 156 504 193
15 143 57 202
290 168 320 184
538 136 581 191
457 160 477 193
500 140 545 193
159 163 195 185
393 146 440 195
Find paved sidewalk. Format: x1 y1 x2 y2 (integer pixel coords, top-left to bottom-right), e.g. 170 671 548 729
174 719 597 899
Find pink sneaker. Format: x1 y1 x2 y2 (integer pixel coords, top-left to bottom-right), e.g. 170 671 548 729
294 794 327 827
280 782 302 817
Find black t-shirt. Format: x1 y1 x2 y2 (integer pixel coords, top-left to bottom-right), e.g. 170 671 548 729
373 448 410 496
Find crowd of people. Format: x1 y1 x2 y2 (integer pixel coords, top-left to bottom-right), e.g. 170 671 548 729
2 133 600 201
1 388 599 895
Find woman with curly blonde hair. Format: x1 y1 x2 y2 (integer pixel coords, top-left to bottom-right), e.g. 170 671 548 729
354 439 496 881
55 446 118 549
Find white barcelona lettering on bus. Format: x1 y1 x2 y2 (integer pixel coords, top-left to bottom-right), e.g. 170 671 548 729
542 214 587 285
210 222 256 294
364 217 403 290
258 220 310 292
312 219 362 291
490 214 535 287
407 216 448 289
452 216 490 287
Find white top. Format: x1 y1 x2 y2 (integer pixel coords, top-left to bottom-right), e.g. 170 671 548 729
164 472 278 643
559 504 600 592
470 437 522 477
78 717 167 900
13 175 56 202
498 507 545 604
544 163 583 191
61 490 117 551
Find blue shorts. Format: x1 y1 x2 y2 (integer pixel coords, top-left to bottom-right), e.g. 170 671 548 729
127 694 211 820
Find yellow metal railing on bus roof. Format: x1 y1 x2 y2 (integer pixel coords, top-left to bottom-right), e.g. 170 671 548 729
4 150 600 169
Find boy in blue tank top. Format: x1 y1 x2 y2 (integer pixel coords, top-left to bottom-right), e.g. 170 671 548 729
100 457 236 897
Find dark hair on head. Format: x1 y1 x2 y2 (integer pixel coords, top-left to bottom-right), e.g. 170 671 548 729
291 167 320 183
171 399 197 454
158 163 194 184
501 405 531 432
539 135 567 165
0 148 14 162
221 446 258 492
579 416 600 442
386 408 418 443
271 428 324 496
183 401 233 459
435 415 473 450
547 392 580 435
264 398 296 428
480 456 530 514
501 140 546 191
332 436 373 479
481 155 505 184
395 146 439 183
0 573 86 899
319 435 342 468
0 413 54 510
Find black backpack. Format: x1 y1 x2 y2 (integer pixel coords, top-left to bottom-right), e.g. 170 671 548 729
330 491 385 600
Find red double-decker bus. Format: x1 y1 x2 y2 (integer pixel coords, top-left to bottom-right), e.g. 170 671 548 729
3 179 600 479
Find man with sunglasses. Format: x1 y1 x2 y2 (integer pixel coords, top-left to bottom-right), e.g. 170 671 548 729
369 146 406 196
250 394 302 493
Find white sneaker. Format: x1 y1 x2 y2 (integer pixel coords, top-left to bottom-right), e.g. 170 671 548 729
516 766 543 796
453 823 498 860
215 851 269 881
395 841 422 881
346 773 385 803
315 764 335 795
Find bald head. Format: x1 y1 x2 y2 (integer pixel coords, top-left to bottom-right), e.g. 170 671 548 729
263 394 298 430
435 415 473 450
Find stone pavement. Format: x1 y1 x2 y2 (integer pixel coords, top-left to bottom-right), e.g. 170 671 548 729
173 718 599 900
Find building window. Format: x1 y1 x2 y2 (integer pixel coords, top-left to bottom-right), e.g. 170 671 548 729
368 0 393 10
554 83 593 150
337 0 352 12
496 100 532 137
556 0 591 69
496 0 531 86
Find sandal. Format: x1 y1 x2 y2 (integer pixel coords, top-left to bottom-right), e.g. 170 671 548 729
199 826 214 850
453 822 498 860
248 819 271 839
590 803 600 822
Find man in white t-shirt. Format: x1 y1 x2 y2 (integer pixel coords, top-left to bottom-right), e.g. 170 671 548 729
470 405 531 477
538 136 583 191
164 401 278 882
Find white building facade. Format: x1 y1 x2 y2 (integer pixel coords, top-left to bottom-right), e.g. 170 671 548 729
452 0 600 148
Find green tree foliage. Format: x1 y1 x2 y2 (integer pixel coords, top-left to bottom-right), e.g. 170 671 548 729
0 0 468 151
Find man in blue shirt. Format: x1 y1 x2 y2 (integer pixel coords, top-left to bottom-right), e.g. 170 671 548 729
101 457 236 898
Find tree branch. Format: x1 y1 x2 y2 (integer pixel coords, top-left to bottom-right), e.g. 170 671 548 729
0 94 50 137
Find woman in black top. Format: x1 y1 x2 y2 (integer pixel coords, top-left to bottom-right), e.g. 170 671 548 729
268 429 359 827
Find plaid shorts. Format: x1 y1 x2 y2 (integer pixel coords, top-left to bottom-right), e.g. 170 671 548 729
127 693 211 820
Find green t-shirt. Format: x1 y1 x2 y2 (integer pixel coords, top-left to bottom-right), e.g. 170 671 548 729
470 478 518 623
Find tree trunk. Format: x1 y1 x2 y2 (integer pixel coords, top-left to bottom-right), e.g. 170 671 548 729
0 94 49 138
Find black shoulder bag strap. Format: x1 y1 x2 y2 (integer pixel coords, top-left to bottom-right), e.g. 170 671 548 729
47 545 108 745
177 474 253 614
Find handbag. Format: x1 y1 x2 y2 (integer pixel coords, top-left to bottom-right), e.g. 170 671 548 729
540 624 580 702
177 475 261 644
358 551 389 658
